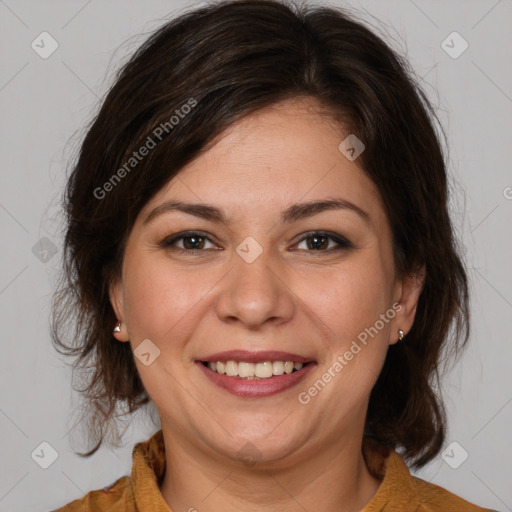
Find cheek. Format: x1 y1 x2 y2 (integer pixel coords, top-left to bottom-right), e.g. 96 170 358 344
300 253 393 343
301 263 393 410
121 254 212 342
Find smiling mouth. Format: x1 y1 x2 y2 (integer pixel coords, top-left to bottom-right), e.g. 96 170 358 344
200 360 313 379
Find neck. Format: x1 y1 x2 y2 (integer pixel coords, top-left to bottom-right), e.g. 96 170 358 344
158 426 382 512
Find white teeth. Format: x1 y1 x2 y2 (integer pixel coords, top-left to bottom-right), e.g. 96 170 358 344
225 361 238 376
238 362 255 378
272 361 284 375
206 360 306 379
284 361 295 374
255 361 273 378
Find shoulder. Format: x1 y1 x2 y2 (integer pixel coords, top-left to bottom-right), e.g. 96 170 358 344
361 438 495 512
411 475 496 512
50 475 132 512
50 430 166 512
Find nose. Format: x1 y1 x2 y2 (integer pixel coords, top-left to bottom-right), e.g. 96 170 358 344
215 244 296 330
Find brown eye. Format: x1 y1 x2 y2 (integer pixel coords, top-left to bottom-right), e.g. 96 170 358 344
295 232 353 252
161 231 218 251
180 235 206 250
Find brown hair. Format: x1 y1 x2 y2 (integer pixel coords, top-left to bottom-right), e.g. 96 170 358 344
52 0 469 469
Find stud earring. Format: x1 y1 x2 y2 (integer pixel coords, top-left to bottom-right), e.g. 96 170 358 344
113 322 121 334
397 329 405 343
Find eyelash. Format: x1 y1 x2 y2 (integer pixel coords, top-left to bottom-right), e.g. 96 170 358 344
160 230 353 254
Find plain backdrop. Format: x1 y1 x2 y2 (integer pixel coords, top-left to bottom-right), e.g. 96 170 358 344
0 1 511 511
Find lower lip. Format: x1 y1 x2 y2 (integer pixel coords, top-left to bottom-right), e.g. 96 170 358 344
196 361 316 398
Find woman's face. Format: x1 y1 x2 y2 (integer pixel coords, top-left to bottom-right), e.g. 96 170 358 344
111 97 423 466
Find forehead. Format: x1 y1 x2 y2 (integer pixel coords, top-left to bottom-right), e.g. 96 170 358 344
140 98 387 229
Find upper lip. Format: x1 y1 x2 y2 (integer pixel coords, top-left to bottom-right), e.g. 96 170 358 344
198 350 314 364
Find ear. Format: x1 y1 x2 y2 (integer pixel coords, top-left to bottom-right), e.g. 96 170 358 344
389 265 425 345
109 278 130 342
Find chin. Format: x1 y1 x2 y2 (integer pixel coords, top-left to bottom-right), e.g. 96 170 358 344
216 431 305 468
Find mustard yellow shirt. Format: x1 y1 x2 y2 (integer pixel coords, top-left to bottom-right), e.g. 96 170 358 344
52 430 496 511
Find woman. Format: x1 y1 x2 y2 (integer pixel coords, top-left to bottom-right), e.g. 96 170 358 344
51 1 495 510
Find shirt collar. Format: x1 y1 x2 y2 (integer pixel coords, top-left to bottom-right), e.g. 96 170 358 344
131 429 170 511
361 437 421 511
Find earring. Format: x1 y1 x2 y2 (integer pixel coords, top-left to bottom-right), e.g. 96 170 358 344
113 322 121 334
397 329 405 343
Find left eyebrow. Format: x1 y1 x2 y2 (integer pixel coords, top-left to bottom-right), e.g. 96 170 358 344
280 198 371 225
143 198 371 226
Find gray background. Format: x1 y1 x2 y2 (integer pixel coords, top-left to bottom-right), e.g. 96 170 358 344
0 0 511 510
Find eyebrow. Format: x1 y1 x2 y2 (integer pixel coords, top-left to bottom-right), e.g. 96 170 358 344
143 198 371 226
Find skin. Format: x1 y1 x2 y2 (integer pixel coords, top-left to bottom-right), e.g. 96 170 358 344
110 97 425 512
